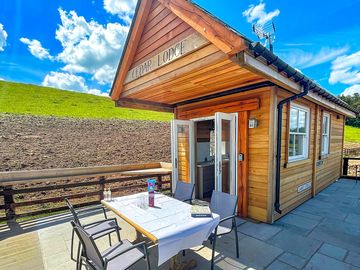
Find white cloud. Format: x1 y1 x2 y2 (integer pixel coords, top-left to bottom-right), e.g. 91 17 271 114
55 8 129 85
0 77 4 81
19 38 53 60
242 1 280 26
42 71 105 95
103 0 137 24
342 84 360 96
329 50 360 85
0 23 8 52
279 46 349 70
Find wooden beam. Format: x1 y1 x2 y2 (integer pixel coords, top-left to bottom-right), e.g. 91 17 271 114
157 0 247 55
116 98 174 113
238 111 249 217
312 104 319 197
110 0 153 101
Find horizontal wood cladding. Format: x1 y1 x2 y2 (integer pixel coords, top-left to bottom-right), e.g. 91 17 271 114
131 0 194 68
274 88 345 220
315 113 344 193
177 88 272 222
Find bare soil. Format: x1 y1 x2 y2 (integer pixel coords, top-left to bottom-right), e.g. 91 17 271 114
0 114 171 172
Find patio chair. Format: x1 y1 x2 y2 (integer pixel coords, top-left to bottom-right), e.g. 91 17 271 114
65 198 121 263
173 181 195 203
208 191 239 270
71 221 151 270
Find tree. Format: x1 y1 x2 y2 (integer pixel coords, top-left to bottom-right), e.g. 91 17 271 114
339 93 360 127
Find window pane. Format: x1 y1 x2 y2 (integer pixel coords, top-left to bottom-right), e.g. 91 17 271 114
294 134 304 156
289 134 295 157
323 116 328 134
290 108 298 132
298 111 306 133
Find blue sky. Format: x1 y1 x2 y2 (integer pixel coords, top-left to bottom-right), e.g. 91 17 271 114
0 0 359 96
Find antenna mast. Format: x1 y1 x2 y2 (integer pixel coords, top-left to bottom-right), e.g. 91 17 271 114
252 21 276 52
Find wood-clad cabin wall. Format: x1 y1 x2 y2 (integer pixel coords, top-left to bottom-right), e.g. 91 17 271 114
315 112 344 193
176 87 272 223
274 87 345 220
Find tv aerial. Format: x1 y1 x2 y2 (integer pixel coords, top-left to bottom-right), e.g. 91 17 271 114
252 21 276 52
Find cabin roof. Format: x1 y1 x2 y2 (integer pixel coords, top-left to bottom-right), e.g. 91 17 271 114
110 0 358 117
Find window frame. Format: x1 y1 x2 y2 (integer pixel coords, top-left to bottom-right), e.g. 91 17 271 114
321 112 331 156
288 103 310 162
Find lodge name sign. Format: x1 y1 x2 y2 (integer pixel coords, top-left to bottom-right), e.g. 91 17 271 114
125 33 208 84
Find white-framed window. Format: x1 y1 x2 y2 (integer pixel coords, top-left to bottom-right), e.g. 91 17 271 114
288 104 310 162
321 113 330 155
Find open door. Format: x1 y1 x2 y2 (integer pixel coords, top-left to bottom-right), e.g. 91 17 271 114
171 120 194 192
215 112 237 195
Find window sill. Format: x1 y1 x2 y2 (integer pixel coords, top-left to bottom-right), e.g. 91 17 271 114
285 158 311 168
320 154 330 159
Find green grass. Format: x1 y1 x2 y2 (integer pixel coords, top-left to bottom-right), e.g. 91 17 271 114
344 125 360 143
0 81 173 121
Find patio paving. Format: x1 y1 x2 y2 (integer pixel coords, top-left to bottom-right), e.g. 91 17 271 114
0 178 359 270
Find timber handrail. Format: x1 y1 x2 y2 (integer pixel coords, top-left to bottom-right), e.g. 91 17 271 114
0 162 171 185
0 162 172 221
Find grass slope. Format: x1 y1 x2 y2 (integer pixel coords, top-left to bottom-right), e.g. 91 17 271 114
344 125 360 143
0 81 173 121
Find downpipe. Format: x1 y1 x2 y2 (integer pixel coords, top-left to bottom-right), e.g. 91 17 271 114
274 84 310 214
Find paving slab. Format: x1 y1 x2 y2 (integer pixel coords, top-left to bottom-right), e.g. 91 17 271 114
345 213 360 226
237 222 282 241
276 212 320 231
319 243 348 261
308 219 360 253
269 230 322 259
345 251 360 268
266 260 297 270
304 253 354 270
278 252 307 269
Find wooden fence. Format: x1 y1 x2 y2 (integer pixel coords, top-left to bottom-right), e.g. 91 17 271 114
0 163 172 221
342 157 360 179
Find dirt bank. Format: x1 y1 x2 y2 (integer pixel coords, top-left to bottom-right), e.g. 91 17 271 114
0 114 171 172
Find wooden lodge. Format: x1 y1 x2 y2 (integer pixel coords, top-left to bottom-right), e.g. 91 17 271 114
109 0 358 223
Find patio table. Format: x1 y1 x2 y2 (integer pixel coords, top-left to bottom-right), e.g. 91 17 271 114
101 192 220 266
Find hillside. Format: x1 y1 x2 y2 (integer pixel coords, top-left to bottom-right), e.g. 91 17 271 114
0 81 173 121
344 125 360 144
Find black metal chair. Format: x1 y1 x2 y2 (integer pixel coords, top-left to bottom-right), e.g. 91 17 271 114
208 191 239 270
65 198 121 264
173 181 195 203
71 221 151 270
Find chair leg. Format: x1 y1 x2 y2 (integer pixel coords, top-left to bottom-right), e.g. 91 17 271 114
144 245 151 270
108 233 112 247
211 236 217 270
182 250 186 256
76 242 81 270
234 225 239 258
116 228 121 242
70 228 75 261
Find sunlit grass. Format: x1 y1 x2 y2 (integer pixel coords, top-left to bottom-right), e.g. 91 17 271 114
344 125 360 143
0 81 173 121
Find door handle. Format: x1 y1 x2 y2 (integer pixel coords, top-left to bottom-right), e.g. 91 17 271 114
175 158 178 169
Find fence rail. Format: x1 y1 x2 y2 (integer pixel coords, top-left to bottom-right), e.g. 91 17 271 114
0 162 172 221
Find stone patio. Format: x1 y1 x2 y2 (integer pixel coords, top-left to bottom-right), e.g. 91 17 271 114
1 178 359 270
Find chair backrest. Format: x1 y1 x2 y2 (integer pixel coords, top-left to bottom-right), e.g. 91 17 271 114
65 198 81 226
71 221 104 269
174 181 195 202
210 191 238 228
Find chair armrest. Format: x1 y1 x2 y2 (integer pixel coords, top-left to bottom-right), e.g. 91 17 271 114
76 205 106 214
84 218 120 229
105 241 147 263
218 214 237 225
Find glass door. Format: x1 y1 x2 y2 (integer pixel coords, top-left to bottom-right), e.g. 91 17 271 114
214 112 237 195
171 120 194 192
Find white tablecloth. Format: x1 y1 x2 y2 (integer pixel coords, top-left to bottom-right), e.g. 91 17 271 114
105 192 220 266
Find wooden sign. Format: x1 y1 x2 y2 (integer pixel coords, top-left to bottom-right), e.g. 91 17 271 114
125 33 208 84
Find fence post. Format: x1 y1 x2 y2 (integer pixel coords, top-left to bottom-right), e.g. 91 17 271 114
157 175 163 192
4 186 15 220
99 176 105 200
342 158 349 176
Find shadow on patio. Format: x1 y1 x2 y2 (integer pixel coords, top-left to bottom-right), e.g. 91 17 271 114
1 179 360 270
